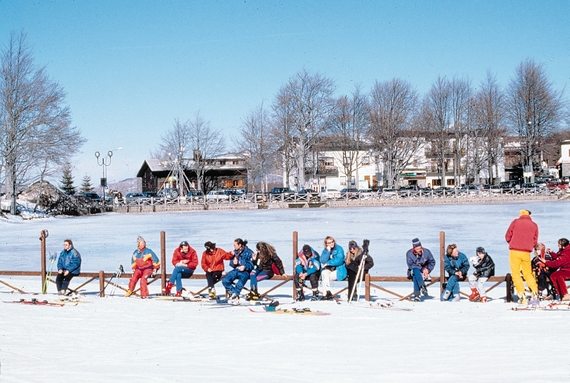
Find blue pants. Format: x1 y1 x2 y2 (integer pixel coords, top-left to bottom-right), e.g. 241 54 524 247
168 266 194 292
222 269 250 295
410 268 426 297
444 275 460 300
250 269 270 290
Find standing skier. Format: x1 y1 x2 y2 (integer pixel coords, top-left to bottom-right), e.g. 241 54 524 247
127 235 160 298
56 239 82 295
505 209 539 304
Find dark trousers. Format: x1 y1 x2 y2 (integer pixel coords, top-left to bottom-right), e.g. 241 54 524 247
206 271 223 288
56 273 74 292
294 272 320 290
347 269 367 298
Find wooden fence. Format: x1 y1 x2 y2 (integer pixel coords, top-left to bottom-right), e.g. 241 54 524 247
0 230 515 302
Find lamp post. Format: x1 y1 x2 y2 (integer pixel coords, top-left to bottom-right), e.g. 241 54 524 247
95 150 115 204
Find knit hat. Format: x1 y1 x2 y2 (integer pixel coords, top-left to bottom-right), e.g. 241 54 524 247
137 235 145 244
204 241 215 250
179 241 189 247
412 238 422 248
302 244 312 255
476 246 485 254
520 209 531 216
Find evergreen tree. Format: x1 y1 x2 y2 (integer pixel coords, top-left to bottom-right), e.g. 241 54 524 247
60 163 76 195
80 175 94 193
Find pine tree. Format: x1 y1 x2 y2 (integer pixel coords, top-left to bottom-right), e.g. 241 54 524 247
59 163 76 195
80 175 94 193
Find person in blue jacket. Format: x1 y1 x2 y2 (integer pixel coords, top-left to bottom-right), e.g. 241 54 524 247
406 238 435 301
442 243 470 302
222 238 255 302
56 239 82 295
319 236 346 300
294 244 321 301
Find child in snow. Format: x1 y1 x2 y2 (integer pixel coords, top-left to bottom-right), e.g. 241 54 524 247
201 241 233 299
294 244 321 301
467 246 495 303
247 241 286 301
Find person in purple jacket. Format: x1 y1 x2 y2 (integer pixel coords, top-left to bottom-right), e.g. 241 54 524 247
406 238 435 301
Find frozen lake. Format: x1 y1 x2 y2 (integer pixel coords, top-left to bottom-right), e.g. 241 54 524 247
2 200 569 276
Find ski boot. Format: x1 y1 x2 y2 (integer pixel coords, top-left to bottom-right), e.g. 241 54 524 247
174 290 183 297
296 289 305 302
126 290 133 297
468 288 480 302
479 296 488 303
323 291 333 301
208 288 217 300
162 282 174 296
517 292 528 305
441 290 451 301
246 288 260 301
311 290 319 301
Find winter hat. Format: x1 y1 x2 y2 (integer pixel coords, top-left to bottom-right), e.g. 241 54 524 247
412 238 422 248
137 235 145 244
179 241 189 247
302 244 312 255
348 240 358 249
476 246 485 254
204 241 216 250
520 209 531 216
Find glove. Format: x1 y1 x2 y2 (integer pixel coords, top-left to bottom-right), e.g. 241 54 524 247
149 270 157 279
362 239 370 254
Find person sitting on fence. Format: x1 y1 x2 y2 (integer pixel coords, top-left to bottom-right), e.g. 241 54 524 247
163 241 198 297
319 236 346 301
537 238 570 301
294 244 321 301
346 240 374 301
127 235 160 298
531 243 556 300
442 243 469 302
468 246 495 303
56 239 82 295
406 238 435 302
246 241 286 301
222 238 255 302
201 241 233 299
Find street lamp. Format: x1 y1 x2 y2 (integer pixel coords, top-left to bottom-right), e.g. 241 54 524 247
95 148 121 203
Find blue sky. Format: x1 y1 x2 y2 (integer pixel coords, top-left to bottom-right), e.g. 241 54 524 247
1 0 569 184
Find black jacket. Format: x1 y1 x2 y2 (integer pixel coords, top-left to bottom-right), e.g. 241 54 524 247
474 253 495 278
346 251 374 274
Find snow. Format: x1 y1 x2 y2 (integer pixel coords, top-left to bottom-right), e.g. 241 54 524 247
1 201 570 382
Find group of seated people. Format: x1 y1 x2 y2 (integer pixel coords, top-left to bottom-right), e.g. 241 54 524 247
127 234 375 301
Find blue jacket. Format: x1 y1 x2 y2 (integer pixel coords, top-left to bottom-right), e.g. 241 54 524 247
57 246 81 275
229 246 254 272
444 251 470 280
295 247 321 276
320 244 347 281
406 247 435 273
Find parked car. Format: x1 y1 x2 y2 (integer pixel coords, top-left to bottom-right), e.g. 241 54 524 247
547 181 567 190
358 188 375 198
157 188 179 199
340 188 360 199
186 190 205 201
321 188 341 199
297 189 320 200
82 192 102 202
206 190 229 201
379 188 398 197
270 187 295 196
124 192 145 204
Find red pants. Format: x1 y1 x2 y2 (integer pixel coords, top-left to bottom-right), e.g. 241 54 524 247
549 270 570 297
128 268 154 297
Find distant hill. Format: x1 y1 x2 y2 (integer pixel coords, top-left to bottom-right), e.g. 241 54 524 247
108 178 142 194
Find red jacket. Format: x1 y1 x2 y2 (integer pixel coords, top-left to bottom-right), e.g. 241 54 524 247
505 215 539 252
171 246 198 270
545 246 570 272
201 248 232 272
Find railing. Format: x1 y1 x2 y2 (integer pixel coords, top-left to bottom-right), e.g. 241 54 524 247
0 231 516 302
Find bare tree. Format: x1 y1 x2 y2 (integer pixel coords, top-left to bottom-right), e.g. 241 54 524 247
275 69 336 188
507 59 565 182
368 78 421 188
271 91 296 188
236 102 277 192
0 31 84 214
449 76 472 185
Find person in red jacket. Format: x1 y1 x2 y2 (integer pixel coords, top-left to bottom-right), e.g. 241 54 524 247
538 238 570 301
505 209 539 304
127 235 160 298
163 241 198 297
201 241 232 299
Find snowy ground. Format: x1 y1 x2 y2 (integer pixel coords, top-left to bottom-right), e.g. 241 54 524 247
1 201 570 382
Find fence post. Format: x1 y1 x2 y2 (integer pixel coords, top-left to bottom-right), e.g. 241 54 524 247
160 231 166 293
439 231 445 295
365 273 370 301
292 231 298 300
505 273 513 302
99 270 105 297
40 230 47 294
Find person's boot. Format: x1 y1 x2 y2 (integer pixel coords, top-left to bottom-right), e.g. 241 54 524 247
469 288 480 302
479 296 488 303
311 290 319 301
324 291 333 300
296 289 305 301
441 290 451 301
517 292 528 305
251 287 260 301
126 290 133 297
162 282 174 296
208 288 217 300
174 290 183 297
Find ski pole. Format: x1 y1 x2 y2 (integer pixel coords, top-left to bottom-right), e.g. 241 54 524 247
101 265 124 296
109 265 124 296
348 239 369 303
42 252 57 294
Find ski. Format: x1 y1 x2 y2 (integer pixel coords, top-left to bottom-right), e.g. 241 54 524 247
4 298 65 307
248 306 330 316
